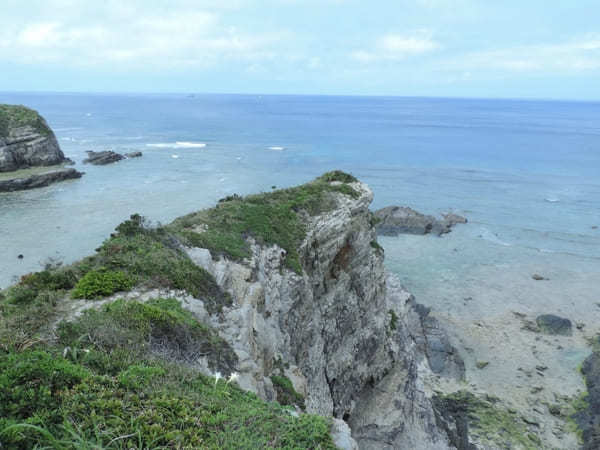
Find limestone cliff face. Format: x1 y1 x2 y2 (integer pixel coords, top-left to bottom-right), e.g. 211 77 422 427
0 105 66 172
183 180 458 449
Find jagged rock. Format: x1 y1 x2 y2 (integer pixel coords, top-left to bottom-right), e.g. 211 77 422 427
125 151 143 158
532 274 547 281
413 302 465 380
374 206 467 236
0 105 67 172
83 150 125 165
0 168 83 192
536 314 572 336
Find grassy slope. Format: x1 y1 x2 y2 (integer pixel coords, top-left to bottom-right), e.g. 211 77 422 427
169 170 359 273
0 104 51 138
0 172 360 449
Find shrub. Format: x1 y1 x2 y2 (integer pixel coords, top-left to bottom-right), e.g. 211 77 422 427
71 269 134 299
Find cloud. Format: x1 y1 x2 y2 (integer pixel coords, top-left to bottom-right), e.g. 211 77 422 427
0 4 286 69
448 34 600 74
351 31 440 63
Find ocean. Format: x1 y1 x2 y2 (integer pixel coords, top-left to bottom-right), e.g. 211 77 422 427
1 93 599 320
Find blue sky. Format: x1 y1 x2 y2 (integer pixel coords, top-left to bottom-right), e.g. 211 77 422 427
2 0 600 99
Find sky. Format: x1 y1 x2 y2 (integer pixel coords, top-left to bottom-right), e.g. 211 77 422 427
1 0 600 99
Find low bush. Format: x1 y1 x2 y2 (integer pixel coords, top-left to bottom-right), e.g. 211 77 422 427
71 269 134 299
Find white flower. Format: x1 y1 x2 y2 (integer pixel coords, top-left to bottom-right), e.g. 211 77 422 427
226 372 239 384
214 371 223 387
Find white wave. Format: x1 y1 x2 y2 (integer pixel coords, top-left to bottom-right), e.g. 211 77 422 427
147 141 206 149
545 197 560 203
85 112 92 117
171 154 179 159
268 146 285 151
478 228 512 246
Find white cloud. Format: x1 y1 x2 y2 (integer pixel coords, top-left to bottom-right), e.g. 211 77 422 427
351 31 440 63
449 34 600 74
0 5 286 69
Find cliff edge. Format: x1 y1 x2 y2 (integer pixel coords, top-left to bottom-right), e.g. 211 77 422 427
0 104 67 172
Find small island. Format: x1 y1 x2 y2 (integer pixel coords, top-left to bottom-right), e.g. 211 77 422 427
0 104 83 192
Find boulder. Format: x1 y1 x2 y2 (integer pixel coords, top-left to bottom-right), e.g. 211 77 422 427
535 314 572 336
125 151 143 158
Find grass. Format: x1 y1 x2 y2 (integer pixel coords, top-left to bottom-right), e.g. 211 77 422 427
434 390 542 450
0 348 335 449
57 298 238 375
0 296 335 449
0 104 51 138
169 171 360 273
271 375 306 410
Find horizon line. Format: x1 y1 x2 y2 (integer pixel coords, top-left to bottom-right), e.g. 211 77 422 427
1 89 599 104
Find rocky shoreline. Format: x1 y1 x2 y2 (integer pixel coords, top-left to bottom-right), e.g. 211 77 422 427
0 168 83 192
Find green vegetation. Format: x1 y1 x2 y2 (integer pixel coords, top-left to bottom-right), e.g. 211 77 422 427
0 214 230 352
71 269 134 299
57 298 238 374
77 214 229 313
169 171 359 274
0 349 335 449
0 297 334 449
271 375 306 410
435 390 541 449
0 104 51 138
388 309 398 331
370 240 384 254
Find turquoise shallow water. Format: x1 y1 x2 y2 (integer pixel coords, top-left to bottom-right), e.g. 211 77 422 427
0 93 599 300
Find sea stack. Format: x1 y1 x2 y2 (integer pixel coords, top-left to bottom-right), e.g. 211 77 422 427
0 104 82 191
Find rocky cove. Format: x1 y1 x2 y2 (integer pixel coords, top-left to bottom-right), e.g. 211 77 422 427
1 170 595 449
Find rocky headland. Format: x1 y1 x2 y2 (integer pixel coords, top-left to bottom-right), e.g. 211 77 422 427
0 104 83 192
0 172 593 449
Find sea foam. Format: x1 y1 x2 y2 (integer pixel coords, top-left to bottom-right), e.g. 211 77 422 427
147 142 206 149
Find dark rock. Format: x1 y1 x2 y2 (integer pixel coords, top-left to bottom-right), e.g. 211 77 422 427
414 301 465 379
535 314 572 336
532 274 547 281
83 150 125 165
125 151 142 158
17 254 23 259
0 168 83 192
374 206 466 236
592 226 598 230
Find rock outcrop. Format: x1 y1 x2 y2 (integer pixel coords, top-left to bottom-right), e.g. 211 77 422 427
177 175 462 448
83 150 125 165
0 168 83 193
0 105 67 172
83 150 143 165
374 206 467 236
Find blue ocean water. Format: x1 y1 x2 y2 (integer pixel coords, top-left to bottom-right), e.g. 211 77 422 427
0 93 599 297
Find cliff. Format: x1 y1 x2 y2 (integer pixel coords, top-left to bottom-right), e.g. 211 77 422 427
0 105 67 172
0 172 557 449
